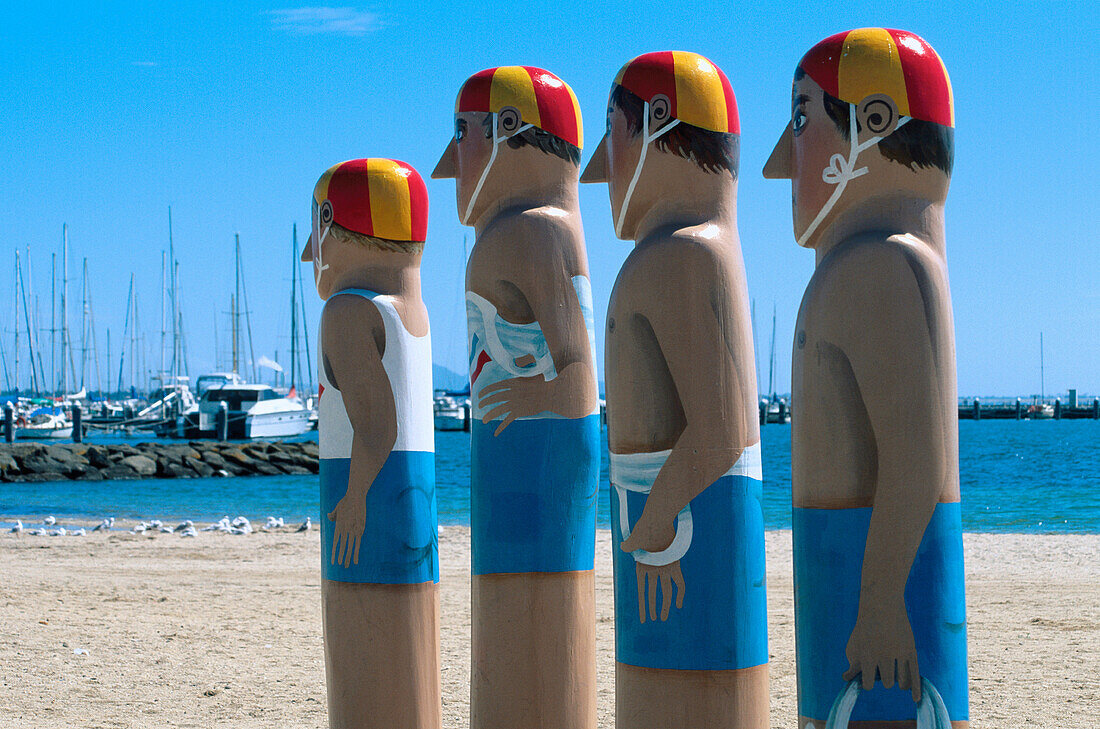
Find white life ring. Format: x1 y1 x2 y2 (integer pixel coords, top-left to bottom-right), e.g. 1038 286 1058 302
823 676 951 729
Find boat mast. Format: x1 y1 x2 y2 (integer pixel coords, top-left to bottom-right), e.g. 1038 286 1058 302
231 293 238 374
116 275 133 393
60 225 68 394
768 303 777 402
290 224 298 394
1040 332 1045 403
80 258 88 390
83 258 102 394
16 252 40 394
160 250 166 384
234 233 258 383
296 244 313 395
50 253 56 394
12 255 19 392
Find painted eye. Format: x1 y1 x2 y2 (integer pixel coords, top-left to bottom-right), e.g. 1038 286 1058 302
455 120 466 141
792 108 807 136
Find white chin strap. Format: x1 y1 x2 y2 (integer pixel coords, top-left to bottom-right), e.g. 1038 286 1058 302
461 112 534 225
615 101 681 238
796 105 911 247
312 224 330 287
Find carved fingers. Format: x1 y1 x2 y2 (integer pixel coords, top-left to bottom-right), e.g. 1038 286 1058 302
634 560 686 624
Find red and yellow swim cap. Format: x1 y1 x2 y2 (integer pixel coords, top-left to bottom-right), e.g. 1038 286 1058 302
456 66 583 149
313 159 428 243
798 28 954 128
614 51 739 135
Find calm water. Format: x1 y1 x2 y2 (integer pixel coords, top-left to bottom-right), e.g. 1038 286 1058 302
1 421 1097 533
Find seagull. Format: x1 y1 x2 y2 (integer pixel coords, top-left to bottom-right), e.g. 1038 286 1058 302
175 520 194 532
159 525 175 533
202 516 231 532
49 527 67 537
179 526 198 538
231 516 253 534
68 527 86 537
43 516 56 526
296 517 311 533
263 516 284 530
10 520 23 534
150 520 163 529
91 517 114 532
131 523 147 534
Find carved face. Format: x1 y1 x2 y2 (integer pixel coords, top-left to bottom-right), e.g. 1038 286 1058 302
787 74 846 247
451 111 495 223
603 104 646 238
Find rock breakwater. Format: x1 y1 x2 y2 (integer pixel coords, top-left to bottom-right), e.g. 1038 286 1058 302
0 441 319 483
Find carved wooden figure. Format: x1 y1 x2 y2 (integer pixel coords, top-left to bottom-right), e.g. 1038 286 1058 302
432 67 599 729
581 51 769 728
763 29 967 729
304 159 440 729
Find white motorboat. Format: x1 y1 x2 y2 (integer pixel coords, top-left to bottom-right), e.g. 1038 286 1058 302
198 384 311 439
16 408 73 440
433 394 469 431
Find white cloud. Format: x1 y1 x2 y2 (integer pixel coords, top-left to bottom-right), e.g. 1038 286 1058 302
131 61 158 67
269 7 379 36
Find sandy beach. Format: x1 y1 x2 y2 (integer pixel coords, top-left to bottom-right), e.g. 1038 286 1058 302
0 525 1096 727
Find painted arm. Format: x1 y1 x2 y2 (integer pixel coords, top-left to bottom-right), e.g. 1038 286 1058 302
477 218 598 433
835 252 946 701
620 249 748 621
322 296 398 568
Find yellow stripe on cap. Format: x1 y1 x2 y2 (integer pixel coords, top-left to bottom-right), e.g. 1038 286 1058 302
565 81 584 149
838 28 910 116
366 158 412 241
314 162 340 204
672 51 727 133
489 66 542 128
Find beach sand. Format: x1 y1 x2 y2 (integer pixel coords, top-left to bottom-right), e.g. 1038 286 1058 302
0 525 1096 727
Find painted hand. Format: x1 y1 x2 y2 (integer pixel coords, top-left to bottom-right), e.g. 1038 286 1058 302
633 560 685 623
843 598 922 701
327 492 366 568
477 375 549 436
622 515 685 622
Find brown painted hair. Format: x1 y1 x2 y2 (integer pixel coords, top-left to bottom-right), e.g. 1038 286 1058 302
609 84 739 177
480 114 582 166
329 223 424 254
795 66 953 174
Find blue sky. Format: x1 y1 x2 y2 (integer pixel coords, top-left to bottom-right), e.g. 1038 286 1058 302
1 1 1096 398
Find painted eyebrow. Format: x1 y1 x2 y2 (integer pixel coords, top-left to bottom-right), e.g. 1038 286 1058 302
793 94 810 107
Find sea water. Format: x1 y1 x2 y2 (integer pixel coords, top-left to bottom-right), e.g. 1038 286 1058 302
1 420 1097 533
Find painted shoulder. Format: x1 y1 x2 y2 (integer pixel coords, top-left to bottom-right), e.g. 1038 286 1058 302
617 232 725 308
322 293 386 356
809 234 943 340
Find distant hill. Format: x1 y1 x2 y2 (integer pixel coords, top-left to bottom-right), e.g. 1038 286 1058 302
432 364 468 393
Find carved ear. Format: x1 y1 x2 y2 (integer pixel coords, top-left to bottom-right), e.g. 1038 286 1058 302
649 94 672 130
497 106 523 136
318 199 334 228
857 94 900 137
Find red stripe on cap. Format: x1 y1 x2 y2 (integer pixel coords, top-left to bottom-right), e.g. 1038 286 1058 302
798 30 846 99
327 160 374 237
887 29 953 127
717 63 740 134
619 51 678 117
457 68 495 113
525 66 580 148
398 159 429 242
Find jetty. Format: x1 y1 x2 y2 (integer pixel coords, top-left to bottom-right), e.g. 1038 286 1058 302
0 440 318 483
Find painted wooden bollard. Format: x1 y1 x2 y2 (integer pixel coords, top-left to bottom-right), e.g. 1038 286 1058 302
433 66 599 729
581 51 769 728
304 159 440 729
763 29 968 729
